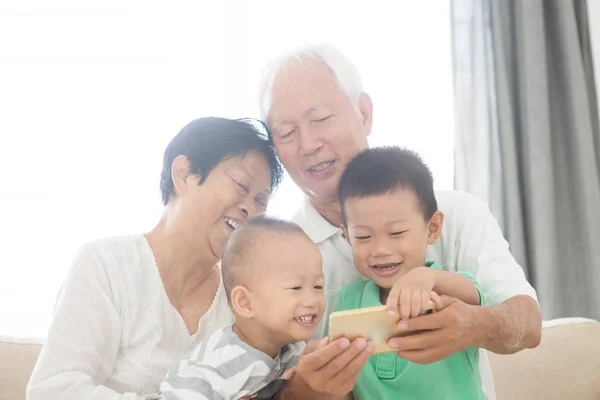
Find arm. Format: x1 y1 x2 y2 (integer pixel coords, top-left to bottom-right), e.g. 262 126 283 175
27 245 142 400
473 295 541 353
451 192 541 351
431 269 480 306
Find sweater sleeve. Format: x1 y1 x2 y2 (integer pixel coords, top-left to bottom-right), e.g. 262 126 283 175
27 243 143 400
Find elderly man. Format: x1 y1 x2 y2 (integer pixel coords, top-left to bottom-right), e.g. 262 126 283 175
260 44 541 399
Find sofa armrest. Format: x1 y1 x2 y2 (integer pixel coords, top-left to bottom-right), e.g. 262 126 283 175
488 319 600 400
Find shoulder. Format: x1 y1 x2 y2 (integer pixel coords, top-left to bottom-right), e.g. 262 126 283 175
435 190 489 217
65 234 149 297
289 199 339 244
73 234 146 267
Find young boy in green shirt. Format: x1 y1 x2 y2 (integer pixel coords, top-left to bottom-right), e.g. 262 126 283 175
335 146 487 400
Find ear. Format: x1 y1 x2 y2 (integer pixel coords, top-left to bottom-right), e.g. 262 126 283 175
427 211 444 245
171 155 192 197
357 92 373 137
230 286 255 319
341 224 351 246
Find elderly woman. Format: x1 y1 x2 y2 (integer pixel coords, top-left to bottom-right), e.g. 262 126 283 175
27 117 283 399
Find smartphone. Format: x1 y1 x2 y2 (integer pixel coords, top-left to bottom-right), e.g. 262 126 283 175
328 302 434 354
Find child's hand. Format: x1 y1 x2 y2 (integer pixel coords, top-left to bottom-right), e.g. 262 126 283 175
386 267 436 319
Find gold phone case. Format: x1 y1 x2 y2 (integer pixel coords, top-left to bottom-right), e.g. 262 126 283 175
328 302 434 354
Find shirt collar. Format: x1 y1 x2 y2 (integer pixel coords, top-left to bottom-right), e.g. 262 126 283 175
292 197 341 244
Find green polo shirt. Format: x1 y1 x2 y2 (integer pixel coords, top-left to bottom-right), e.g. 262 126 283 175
334 262 487 400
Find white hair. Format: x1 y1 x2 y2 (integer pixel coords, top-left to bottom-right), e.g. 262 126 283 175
258 43 364 121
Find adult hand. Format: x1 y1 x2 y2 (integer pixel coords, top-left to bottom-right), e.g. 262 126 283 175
283 336 374 397
387 295 483 364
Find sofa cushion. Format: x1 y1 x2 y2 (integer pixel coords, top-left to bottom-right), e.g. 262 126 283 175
0 337 42 400
488 319 600 400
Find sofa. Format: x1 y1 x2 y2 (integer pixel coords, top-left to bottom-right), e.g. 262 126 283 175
2 318 599 400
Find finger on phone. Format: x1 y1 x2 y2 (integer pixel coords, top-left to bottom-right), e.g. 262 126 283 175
303 337 351 371
420 291 430 315
429 291 442 310
389 327 443 351
386 285 401 316
397 309 446 332
400 289 412 320
411 290 422 318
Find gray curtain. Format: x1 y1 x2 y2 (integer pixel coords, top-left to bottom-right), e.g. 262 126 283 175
451 0 600 320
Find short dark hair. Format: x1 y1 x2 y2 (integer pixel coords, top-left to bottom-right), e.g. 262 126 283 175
338 146 437 225
221 215 306 303
160 117 283 205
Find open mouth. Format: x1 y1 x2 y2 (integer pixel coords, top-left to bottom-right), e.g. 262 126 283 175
370 262 401 276
293 314 318 327
307 160 335 174
224 217 240 231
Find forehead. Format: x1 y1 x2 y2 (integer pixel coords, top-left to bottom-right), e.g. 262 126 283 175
268 59 349 124
213 151 272 189
257 233 323 277
345 189 423 226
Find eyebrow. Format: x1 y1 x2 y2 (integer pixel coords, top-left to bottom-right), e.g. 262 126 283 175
307 105 331 113
352 219 409 230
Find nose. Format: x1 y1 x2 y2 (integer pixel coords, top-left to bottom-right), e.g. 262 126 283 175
371 237 394 258
298 125 323 156
239 197 259 219
301 290 320 308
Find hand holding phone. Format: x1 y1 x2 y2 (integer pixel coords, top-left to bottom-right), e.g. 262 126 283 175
328 301 434 354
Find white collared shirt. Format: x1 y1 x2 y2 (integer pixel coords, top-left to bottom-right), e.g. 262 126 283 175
291 189 539 400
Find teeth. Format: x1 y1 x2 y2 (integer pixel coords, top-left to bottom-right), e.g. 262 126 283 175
310 161 333 172
225 218 239 230
373 263 398 270
295 315 314 323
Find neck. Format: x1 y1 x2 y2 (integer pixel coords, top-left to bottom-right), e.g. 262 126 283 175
380 287 391 305
146 213 218 300
233 320 283 358
308 195 343 228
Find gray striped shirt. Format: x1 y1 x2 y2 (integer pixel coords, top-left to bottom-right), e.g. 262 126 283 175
159 325 304 400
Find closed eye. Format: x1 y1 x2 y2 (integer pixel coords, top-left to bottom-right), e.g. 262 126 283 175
237 182 249 193
391 230 409 236
355 235 371 240
314 285 324 290
289 286 302 291
280 130 295 140
314 115 332 122
256 198 267 208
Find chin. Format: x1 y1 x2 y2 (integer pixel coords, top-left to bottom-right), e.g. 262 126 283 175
292 332 313 343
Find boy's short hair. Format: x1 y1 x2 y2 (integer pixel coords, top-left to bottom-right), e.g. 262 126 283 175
221 215 306 303
338 146 438 226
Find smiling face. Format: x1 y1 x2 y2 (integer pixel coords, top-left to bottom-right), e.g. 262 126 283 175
267 59 372 204
342 188 443 290
174 150 272 260
246 232 325 345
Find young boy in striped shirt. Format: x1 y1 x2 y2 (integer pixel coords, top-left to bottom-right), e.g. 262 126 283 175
159 216 325 400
